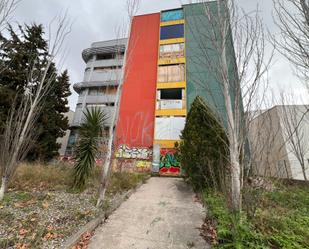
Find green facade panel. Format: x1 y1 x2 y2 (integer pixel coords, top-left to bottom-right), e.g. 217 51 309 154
184 2 238 126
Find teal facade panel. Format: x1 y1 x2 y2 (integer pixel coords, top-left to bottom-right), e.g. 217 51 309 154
161 9 184 22
184 2 238 126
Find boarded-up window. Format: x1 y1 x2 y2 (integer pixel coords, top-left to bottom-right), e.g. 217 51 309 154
158 64 185 82
160 43 184 59
161 9 184 22
160 24 184 40
155 117 185 140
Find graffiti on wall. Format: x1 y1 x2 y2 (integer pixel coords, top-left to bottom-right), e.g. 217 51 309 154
159 149 181 175
115 144 152 159
136 160 151 172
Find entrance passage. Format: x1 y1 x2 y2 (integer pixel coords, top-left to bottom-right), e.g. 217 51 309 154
159 148 181 176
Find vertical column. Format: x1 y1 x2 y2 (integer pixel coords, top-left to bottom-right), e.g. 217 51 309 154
154 9 186 176
114 13 160 172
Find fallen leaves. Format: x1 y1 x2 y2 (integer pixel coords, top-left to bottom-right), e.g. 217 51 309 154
71 231 94 249
14 199 37 208
42 201 49 209
199 217 218 245
42 231 60 241
15 243 28 249
19 228 28 238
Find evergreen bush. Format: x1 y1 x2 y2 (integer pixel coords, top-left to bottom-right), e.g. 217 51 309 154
179 96 229 191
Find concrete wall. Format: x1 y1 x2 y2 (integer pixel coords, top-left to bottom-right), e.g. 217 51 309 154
57 110 75 156
277 105 309 180
249 105 309 180
249 107 290 178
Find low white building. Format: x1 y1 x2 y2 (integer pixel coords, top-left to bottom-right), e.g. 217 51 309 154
249 105 309 181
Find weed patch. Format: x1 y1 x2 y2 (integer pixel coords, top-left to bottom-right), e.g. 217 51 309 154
202 182 309 249
0 162 149 248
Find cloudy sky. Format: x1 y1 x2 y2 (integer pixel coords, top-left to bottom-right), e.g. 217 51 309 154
12 0 308 110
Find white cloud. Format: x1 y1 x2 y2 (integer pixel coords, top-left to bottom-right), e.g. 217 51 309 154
12 0 308 111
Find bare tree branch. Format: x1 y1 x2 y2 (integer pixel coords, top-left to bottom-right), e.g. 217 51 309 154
273 0 309 88
0 14 71 201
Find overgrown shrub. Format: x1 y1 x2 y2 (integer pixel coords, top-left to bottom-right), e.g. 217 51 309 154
179 96 229 191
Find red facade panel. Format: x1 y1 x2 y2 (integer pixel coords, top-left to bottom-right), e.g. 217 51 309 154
115 13 160 148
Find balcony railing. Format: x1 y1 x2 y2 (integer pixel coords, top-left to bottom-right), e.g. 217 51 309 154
156 99 185 110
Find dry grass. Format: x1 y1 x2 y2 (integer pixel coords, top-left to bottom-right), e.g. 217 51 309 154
1 162 150 248
9 163 150 193
9 162 73 191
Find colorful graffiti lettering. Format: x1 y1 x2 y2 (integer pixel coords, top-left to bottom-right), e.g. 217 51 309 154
136 160 151 168
115 144 152 159
159 149 181 176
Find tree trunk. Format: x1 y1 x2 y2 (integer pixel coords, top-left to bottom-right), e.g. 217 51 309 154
220 24 242 212
0 176 8 201
300 161 308 181
96 126 114 207
230 141 241 211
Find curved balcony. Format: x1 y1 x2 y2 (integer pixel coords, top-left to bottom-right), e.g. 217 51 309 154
83 69 122 82
77 94 116 105
73 81 119 93
71 106 115 127
82 38 127 63
85 58 124 69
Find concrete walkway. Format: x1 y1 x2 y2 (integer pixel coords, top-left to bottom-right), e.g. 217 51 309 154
89 177 209 249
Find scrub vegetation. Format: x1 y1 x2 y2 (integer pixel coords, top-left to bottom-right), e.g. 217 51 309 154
202 181 309 249
0 162 149 248
180 96 309 248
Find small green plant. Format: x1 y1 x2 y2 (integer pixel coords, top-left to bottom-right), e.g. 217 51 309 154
72 108 108 190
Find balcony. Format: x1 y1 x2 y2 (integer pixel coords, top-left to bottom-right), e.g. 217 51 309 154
86 58 124 69
83 69 122 82
77 94 116 105
71 106 115 127
156 99 184 110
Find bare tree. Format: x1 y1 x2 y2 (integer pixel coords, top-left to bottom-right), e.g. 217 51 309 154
278 94 309 181
96 0 140 207
273 0 309 88
0 15 71 201
187 0 273 211
0 0 20 30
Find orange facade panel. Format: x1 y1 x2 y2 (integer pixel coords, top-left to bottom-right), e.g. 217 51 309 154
115 13 160 148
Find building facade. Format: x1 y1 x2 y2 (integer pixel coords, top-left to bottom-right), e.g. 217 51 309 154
249 105 309 181
66 39 127 156
67 2 238 175
114 2 236 175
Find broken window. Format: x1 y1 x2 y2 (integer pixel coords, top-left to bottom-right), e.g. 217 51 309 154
160 88 182 100
161 9 184 22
